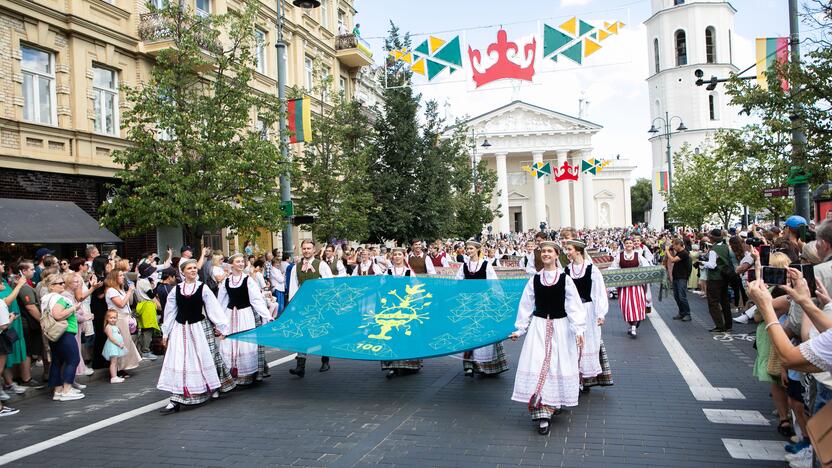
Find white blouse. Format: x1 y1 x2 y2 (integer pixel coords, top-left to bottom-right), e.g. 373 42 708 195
514 268 586 338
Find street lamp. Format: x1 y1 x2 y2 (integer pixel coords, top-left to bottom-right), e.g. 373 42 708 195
648 111 686 195
277 0 319 258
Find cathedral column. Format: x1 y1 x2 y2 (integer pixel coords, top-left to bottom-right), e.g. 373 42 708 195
532 151 546 228
581 149 596 228
495 152 510 233
556 150 571 228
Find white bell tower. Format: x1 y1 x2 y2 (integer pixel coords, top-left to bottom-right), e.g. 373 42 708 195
645 0 740 229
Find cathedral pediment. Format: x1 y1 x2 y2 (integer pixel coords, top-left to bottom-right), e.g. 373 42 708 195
466 100 602 136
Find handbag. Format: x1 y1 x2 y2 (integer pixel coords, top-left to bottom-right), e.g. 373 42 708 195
2 327 19 344
806 399 832 466
40 293 69 342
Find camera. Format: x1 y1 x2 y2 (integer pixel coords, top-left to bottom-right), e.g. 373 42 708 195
745 237 763 247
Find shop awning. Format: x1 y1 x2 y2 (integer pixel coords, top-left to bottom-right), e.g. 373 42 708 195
0 198 122 244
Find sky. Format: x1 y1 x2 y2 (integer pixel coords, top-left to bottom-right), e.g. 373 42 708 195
350 0 799 184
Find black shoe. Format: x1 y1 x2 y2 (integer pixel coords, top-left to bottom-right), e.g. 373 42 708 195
537 421 551 435
385 370 397 379
580 386 591 394
159 403 180 415
464 369 474 377
708 327 725 333
289 366 305 378
672 315 684 320
681 315 692 322
319 362 330 373
261 371 271 378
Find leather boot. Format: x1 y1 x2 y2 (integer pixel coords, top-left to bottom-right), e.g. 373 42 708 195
319 356 330 372
289 357 306 378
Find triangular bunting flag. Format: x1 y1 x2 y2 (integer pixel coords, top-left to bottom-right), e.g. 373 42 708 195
414 40 429 56
578 20 594 37
544 24 574 57
583 38 602 57
604 21 612 29
608 22 620 34
559 17 577 36
581 160 593 173
426 59 447 80
562 41 583 64
539 162 552 175
433 36 463 66
411 58 426 75
429 36 446 54
402 52 413 64
590 31 598 40
391 50 403 60
449 67 457 74
599 29 611 41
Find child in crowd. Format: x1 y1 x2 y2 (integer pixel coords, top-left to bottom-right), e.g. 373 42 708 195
102 310 127 384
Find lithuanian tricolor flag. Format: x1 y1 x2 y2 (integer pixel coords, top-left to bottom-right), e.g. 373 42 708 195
755 37 789 91
655 171 668 192
287 97 312 143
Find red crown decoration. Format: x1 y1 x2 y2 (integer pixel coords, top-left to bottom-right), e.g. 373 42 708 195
468 29 536 88
554 161 580 182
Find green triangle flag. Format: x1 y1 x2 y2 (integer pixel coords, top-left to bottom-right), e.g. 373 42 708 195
539 162 552 175
562 41 583 64
426 59 447 80
415 40 429 56
536 171 546 179
581 159 592 172
544 24 574 57
433 36 462 66
579 20 595 37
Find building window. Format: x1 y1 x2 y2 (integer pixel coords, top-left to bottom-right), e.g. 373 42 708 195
339 76 347 96
255 28 266 74
195 0 210 17
653 38 660 73
674 0 684 5
93 66 118 135
708 93 719 120
21 45 56 125
337 10 346 35
304 56 313 90
255 119 268 140
705 26 716 63
150 0 167 7
320 0 329 29
728 30 733 64
675 30 687 66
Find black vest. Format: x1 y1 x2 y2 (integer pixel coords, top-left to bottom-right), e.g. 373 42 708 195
387 268 411 276
175 283 206 324
569 264 593 303
463 261 488 279
532 272 567 319
225 276 251 309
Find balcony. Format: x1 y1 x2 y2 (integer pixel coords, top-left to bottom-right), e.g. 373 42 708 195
335 34 373 68
138 12 218 57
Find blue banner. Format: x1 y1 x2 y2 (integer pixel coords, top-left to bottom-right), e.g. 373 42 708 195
229 276 527 361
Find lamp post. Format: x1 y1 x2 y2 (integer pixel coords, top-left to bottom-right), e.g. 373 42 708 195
470 129 491 183
276 0 320 258
648 111 687 195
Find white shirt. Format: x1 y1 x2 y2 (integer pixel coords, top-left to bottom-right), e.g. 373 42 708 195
352 260 383 276
288 258 333 301
162 281 229 338
567 261 610 320
0 300 9 327
513 268 586 337
269 265 285 291
454 258 497 280
105 287 131 315
323 257 348 277
408 252 437 275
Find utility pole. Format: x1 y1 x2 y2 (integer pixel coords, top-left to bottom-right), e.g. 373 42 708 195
276 0 293 257
789 0 810 219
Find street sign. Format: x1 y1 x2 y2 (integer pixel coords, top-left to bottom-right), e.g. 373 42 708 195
279 201 294 217
763 187 790 198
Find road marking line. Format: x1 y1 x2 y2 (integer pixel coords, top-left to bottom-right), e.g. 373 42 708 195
722 438 785 460
703 409 770 425
647 311 744 401
0 353 297 466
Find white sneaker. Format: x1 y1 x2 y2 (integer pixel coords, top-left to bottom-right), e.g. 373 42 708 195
786 446 813 464
732 314 750 324
110 377 125 384
83 368 94 376
72 382 87 390
631 326 637 337
52 392 63 401
141 352 159 361
66 387 82 395
5 383 26 395
58 392 85 401
0 389 9 401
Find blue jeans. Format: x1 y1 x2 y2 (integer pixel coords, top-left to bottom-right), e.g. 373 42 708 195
672 278 691 317
815 381 832 415
48 332 80 387
273 290 285 317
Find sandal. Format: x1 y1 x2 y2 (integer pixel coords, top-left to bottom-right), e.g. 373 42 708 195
777 419 795 437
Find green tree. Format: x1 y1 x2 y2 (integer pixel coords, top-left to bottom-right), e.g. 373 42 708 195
101 3 285 244
629 178 652 224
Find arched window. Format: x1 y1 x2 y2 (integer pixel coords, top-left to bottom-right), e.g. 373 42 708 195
675 30 687 66
708 93 720 120
705 26 716 63
653 38 661 73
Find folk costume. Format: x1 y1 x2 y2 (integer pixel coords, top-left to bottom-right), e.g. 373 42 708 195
407 251 437 275
323 256 347 277
565 242 612 389
429 251 450 268
382 252 422 377
217 266 272 385
609 249 652 337
351 260 383 276
157 261 236 413
512 249 585 432
287 255 334 376
455 246 509 377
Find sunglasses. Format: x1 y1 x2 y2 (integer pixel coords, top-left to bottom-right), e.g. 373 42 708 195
53 282 65 285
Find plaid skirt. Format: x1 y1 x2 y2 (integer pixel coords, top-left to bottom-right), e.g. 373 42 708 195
581 340 614 387
531 405 560 421
244 314 267 385
168 320 235 405
381 360 422 371
464 342 509 375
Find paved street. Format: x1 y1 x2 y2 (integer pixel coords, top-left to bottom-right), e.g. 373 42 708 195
0 287 787 467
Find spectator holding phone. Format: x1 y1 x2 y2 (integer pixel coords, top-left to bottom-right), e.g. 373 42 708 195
665 238 692 322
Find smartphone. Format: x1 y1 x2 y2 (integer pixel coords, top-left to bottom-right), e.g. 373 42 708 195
760 266 787 285
790 263 817 297
759 245 771 266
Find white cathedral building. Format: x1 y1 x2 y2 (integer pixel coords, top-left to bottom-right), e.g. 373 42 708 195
646 0 742 229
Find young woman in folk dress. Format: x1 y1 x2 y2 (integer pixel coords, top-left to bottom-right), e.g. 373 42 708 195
454 240 509 377
381 248 422 379
608 237 652 338
352 248 383 276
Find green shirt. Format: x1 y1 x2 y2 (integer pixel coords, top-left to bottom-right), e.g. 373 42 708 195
56 297 78 334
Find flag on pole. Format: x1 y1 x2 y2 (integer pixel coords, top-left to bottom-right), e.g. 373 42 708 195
287 97 312 143
655 171 668 192
755 37 789 91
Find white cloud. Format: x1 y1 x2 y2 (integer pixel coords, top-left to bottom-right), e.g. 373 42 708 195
560 0 592 6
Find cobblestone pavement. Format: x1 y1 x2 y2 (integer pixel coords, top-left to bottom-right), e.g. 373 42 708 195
0 287 788 467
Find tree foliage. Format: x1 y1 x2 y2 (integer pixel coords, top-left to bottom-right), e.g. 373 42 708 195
101 3 285 244
629 178 652 224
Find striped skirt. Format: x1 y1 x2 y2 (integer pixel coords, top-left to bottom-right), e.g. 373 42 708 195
381 360 422 371
618 285 646 323
463 342 509 375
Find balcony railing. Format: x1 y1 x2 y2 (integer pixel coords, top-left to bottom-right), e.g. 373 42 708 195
335 34 373 58
138 12 218 51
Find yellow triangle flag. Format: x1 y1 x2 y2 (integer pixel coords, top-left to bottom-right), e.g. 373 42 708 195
608 22 619 34
391 50 403 60
429 36 446 54
604 21 611 29
583 38 602 57
599 29 611 41
560 17 577 36
411 58 426 75
402 52 413 64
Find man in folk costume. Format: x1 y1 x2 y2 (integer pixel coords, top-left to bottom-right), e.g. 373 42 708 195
428 242 450 268
157 259 236 414
287 239 334 377
217 253 272 385
522 240 537 275
455 239 509 377
532 231 548 271
381 247 423 378
563 240 613 392
322 244 347 277
407 240 437 275
352 248 383 276
510 241 585 435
